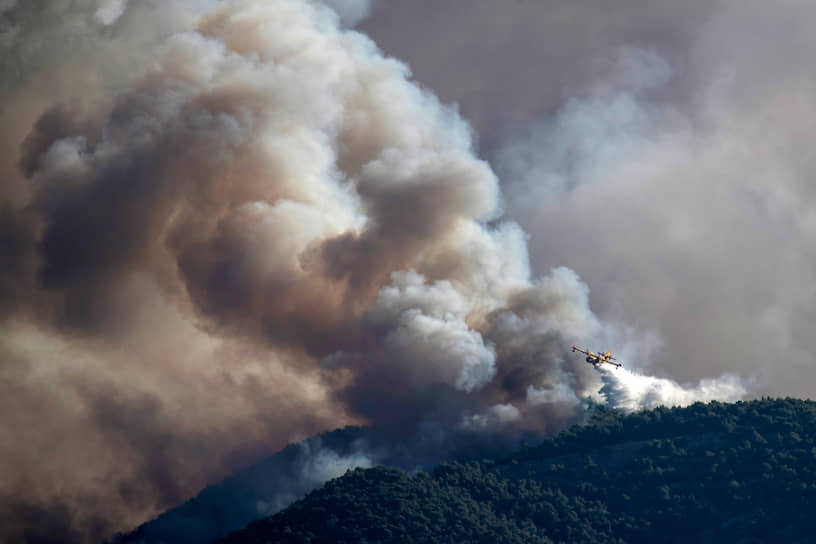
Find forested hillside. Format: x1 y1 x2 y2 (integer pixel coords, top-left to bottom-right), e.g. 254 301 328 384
219 398 816 543
114 425 530 544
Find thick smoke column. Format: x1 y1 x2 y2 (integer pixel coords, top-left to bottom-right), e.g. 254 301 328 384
0 1 748 543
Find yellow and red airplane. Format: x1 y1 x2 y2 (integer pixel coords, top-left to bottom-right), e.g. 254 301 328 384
572 345 622 369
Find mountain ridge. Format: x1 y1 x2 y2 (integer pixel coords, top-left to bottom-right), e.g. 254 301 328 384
113 423 539 544
218 398 816 543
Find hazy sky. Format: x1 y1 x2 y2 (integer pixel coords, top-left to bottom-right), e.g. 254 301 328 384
1 1 814 542
364 0 816 391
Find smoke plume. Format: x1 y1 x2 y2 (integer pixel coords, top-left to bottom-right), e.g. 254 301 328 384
0 1 755 542
364 0 816 397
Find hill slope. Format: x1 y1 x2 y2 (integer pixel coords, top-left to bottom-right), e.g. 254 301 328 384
114 425 534 543
220 398 816 543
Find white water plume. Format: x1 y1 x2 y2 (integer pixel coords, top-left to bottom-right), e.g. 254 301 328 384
599 366 748 412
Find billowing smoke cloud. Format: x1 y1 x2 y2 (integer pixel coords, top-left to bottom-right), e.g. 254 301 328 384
0 1 756 543
492 36 816 395
364 0 816 399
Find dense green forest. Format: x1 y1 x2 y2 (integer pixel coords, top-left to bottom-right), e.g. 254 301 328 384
219 398 816 543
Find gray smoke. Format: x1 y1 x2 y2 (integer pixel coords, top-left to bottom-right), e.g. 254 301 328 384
0 1 763 542
364 0 816 398
492 37 816 395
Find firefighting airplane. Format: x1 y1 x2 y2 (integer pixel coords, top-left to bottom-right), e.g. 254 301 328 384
572 345 622 369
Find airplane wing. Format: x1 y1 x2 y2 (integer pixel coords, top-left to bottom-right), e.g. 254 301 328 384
573 345 622 367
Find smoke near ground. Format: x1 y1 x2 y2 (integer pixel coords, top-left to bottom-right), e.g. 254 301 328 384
119 423 534 544
0 1 761 543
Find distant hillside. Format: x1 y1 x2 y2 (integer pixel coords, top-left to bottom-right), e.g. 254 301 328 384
113 424 534 544
219 398 816 543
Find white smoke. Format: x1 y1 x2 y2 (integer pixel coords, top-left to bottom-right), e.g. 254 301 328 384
363 271 498 393
460 403 521 431
254 438 374 516
94 0 128 25
527 382 582 408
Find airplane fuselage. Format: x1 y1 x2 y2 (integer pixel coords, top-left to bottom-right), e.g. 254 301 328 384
572 345 621 369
